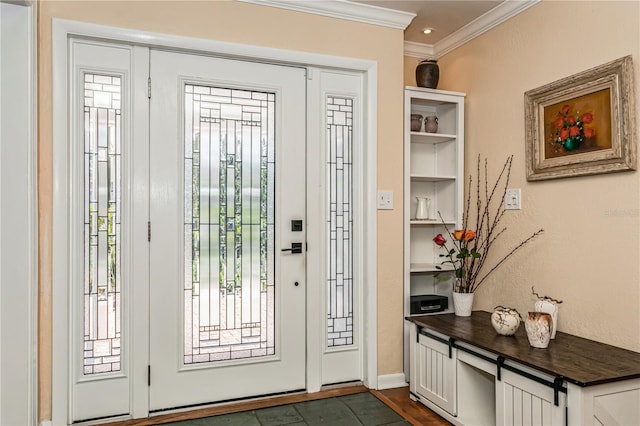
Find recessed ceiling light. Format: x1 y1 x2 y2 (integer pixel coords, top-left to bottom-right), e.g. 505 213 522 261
423 28 433 35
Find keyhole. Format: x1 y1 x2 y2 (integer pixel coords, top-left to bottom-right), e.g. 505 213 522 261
294 282 299 287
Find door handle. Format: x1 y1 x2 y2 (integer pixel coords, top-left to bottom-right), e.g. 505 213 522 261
281 242 303 254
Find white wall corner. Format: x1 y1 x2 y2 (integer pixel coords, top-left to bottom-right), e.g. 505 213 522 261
377 373 408 390
238 0 416 30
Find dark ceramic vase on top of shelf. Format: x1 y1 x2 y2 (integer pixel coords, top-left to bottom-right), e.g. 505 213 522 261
416 59 439 89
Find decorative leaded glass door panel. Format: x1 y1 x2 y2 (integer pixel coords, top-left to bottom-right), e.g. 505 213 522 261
307 70 364 387
69 40 145 423
148 50 306 411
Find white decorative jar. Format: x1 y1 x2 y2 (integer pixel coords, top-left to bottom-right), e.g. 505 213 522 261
534 299 558 339
524 312 552 348
491 306 521 336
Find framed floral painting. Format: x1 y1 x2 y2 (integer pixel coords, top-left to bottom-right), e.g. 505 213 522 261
525 56 636 181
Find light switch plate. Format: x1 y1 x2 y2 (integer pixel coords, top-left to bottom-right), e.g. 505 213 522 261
377 190 394 210
505 188 521 210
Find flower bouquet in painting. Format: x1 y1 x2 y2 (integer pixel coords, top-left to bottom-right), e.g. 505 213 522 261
549 105 595 153
432 156 543 296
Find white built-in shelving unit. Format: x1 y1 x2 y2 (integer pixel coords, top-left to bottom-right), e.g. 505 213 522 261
403 86 465 379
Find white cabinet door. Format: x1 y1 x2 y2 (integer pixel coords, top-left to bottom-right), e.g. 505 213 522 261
496 368 565 426
410 327 457 415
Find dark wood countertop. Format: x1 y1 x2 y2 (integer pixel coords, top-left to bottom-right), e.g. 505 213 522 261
407 311 640 387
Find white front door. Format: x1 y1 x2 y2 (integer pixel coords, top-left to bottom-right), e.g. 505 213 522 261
59 35 368 424
148 50 307 410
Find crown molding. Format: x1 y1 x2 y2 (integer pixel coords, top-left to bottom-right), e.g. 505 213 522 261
404 41 435 60
404 0 540 59
238 0 416 30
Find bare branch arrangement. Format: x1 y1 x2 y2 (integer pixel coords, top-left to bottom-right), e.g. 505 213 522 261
434 155 544 293
531 286 563 304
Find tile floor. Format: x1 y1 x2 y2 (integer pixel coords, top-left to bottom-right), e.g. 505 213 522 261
165 392 410 426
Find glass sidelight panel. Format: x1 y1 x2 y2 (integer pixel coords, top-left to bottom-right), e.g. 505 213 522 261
83 73 122 374
326 96 354 348
184 84 275 364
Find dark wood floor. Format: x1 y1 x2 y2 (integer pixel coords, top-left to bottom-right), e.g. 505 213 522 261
373 387 451 425
103 385 451 426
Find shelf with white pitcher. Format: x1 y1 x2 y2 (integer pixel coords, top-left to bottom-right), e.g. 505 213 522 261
410 174 456 182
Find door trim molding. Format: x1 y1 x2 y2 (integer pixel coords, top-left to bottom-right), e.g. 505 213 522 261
0 1 38 424
53 18 377 423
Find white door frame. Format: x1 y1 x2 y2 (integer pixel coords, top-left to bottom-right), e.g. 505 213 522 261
53 18 378 424
0 1 38 425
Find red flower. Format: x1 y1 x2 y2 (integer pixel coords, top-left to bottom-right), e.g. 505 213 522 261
463 230 477 242
554 117 565 129
561 105 571 115
569 126 581 137
581 112 594 124
433 234 446 246
584 128 595 138
567 116 576 125
559 128 570 140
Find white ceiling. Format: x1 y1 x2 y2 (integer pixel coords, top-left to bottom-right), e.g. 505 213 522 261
352 0 504 45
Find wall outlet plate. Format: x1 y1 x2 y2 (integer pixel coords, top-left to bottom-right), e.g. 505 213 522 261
505 188 521 210
377 190 393 210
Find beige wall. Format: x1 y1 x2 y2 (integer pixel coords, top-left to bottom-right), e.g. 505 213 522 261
38 1 405 421
406 1 640 351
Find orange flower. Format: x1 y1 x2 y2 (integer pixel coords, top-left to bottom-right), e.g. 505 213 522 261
453 230 465 241
463 230 476 242
584 128 595 138
567 116 576 125
581 112 594 124
561 105 571 115
569 126 581 137
559 128 570 140
554 117 565 129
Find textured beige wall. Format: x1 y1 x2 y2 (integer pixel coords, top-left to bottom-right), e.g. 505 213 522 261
38 1 405 421
406 0 640 351
404 56 421 88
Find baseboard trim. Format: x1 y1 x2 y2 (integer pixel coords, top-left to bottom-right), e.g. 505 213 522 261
40 421 53 426
377 373 408 390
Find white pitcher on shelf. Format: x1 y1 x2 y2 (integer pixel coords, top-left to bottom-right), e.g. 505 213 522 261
415 197 431 220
